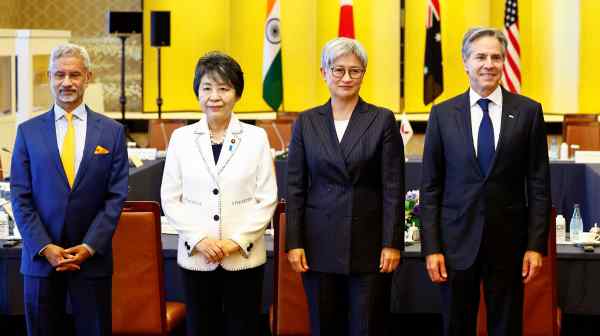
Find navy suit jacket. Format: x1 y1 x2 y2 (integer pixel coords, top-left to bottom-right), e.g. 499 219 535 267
286 99 405 274
10 106 129 277
420 89 551 270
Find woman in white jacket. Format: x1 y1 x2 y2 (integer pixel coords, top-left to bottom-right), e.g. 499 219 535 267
161 51 277 336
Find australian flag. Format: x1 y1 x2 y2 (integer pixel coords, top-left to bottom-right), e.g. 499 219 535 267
424 0 443 105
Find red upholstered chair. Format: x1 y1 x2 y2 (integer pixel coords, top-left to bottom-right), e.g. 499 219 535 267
112 201 186 335
477 208 560 336
270 200 311 335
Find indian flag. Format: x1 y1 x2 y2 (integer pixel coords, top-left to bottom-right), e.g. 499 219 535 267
262 0 283 111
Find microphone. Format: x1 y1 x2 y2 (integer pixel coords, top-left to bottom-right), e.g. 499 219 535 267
271 122 286 152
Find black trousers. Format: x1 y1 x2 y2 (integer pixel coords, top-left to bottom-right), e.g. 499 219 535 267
440 248 524 336
180 265 264 336
302 271 392 336
23 272 111 336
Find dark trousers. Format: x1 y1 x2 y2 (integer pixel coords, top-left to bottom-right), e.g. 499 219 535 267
302 271 392 336
23 272 111 336
180 265 264 336
440 248 524 336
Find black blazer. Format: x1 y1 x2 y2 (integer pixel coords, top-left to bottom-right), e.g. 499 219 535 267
286 99 405 274
420 88 551 270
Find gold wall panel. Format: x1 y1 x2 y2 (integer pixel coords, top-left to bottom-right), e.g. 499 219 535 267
0 0 142 113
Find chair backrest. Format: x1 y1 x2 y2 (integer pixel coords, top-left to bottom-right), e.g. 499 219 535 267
563 114 600 151
148 120 186 150
112 201 168 335
255 112 299 151
477 208 559 336
272 200 311 336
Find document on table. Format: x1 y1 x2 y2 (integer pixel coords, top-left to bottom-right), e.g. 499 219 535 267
0 199 20 240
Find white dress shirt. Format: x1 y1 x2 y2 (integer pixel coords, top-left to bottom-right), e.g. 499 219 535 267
469 86 502 156
334 119 350 142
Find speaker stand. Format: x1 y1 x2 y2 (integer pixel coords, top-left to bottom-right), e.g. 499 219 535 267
117 35 135 142
118 35 128 122
156 47 163 120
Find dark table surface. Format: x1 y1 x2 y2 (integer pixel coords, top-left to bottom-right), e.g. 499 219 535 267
3 233 600 316
3 159 600 317
127 159 164 204
277 160 600 231
390 242 600 315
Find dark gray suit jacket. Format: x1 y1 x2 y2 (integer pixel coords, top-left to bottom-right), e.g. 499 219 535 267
420 88 551 270
286 98 405 274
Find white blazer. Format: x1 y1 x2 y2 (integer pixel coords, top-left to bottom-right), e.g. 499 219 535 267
161 114 278 271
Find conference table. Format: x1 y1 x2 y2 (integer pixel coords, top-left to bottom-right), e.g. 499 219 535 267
92 158 600 231
2 159 600 318
126 158 600 317
3 235 599 318
277 159 600 232
161 235 600 317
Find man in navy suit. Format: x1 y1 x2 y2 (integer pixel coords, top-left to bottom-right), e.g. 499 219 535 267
421 28 551 336
10 43 128 336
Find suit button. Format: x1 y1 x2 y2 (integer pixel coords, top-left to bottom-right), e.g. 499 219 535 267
214 214 220 221
212 188 219 195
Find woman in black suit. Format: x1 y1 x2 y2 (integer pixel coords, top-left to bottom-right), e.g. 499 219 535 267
286 37 405 336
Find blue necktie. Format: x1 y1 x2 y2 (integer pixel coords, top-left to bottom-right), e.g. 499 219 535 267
477 98 495 175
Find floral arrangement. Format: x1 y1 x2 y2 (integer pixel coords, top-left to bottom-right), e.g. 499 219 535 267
405 190 421 230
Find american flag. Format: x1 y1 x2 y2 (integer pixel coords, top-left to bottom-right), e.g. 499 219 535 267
502 0 521 93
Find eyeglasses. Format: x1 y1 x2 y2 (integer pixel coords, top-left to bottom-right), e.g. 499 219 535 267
329 66 365 79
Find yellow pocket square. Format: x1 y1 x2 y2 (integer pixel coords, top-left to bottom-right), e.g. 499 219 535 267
94 146 110 155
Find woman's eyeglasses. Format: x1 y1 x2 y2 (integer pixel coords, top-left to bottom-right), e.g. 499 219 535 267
329 66 365 79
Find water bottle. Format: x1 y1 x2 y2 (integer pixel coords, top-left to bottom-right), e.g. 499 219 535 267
570 204 583 242
560 142 569 160
556 214 566 243
549 136 558 160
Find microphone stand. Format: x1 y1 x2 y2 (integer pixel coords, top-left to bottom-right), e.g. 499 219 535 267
117 35 135 142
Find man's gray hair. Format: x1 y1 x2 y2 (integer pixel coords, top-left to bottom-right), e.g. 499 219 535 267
461 27 508 60
48 43 91 71
321 37 368 70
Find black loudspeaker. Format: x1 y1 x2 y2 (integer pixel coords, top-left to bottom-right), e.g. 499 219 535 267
107 11 142 34
151 11 170 47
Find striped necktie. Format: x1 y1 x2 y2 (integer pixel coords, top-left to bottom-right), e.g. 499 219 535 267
61 112 76 188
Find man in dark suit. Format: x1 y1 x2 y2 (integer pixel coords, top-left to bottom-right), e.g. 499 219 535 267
420 27 551 336
10 43 128 336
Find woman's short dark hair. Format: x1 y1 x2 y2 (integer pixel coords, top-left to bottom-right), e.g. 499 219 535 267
193 51 244 98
